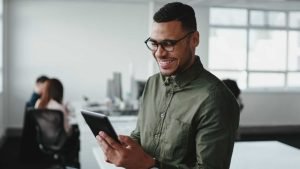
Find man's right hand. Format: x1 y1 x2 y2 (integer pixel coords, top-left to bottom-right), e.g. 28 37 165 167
96 131 155 169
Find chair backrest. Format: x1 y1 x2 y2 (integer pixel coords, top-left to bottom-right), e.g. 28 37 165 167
28 109 67 153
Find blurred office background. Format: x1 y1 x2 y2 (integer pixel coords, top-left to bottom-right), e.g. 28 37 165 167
0 0 300 168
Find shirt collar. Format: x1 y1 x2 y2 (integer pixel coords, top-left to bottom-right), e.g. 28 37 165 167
161 56 204 88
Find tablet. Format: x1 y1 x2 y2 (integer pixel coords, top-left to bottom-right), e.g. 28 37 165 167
81 110 120 143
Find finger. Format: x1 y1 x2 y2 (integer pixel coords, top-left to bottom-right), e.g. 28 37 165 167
104 156 112 163
119 135 136 147
99 137 117 164
98 138 116 162
96 135 106 150
96 135 101 142
97 134 113 154
96 135 103 148
99 131 122 149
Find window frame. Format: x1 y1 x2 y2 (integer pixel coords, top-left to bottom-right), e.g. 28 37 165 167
209 7 300 91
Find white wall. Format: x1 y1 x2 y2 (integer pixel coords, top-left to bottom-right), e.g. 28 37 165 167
240 92 300 126
194 5 209 67
0 0 5 138
4 0 300 129
6 0 150 128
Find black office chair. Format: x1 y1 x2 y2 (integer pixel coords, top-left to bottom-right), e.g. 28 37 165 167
29 109 68 164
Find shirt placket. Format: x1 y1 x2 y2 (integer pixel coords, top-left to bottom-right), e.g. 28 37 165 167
153 82 174 158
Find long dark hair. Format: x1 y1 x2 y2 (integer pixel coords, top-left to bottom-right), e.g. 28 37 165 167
38 78 63 108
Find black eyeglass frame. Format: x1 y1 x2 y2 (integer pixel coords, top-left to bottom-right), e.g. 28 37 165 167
144 31 195 52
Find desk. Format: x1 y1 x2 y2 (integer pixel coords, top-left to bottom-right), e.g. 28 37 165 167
231 141 300 169
73 100 137 169
73 101 300 169
92 141 300 169
91 116 137 169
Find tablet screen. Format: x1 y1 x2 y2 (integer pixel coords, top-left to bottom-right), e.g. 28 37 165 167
81 110 120 143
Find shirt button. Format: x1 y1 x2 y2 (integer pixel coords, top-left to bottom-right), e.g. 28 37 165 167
160 113 165 118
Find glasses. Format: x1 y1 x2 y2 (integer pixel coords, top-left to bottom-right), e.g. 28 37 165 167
144 31 195 52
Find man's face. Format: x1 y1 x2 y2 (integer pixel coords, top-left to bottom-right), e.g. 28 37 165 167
150 21 199 76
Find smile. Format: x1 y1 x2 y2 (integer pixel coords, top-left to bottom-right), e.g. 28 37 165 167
158 59 176 68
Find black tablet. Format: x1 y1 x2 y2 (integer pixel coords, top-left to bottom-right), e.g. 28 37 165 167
81 110 120 143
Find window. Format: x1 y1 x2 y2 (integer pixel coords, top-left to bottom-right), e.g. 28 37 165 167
209 8 300 90
210 8 247 26
289 12 300 28
288 31 300 71
209 28 247 70
249 30 287 71
0 1 2 93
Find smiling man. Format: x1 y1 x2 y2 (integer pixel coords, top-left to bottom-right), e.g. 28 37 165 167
97 2 240 169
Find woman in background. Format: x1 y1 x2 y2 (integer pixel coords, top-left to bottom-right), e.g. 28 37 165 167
35 78 71 135
25 75 49 110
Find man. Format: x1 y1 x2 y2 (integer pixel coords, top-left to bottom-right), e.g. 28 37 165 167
97 2 240 169
25 75 49 109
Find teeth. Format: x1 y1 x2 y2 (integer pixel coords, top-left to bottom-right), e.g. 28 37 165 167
159 60 173 63
159 60 173 66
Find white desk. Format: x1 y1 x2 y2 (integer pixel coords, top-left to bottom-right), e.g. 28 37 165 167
231 141 300 169
73 102 300 169
71 101 138 169
92 116 137 169
93 141 300 169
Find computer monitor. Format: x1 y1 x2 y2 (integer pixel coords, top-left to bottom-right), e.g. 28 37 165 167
106 72 123 101
135 80 146 100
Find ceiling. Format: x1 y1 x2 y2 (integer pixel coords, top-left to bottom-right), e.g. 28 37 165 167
96 0 300 10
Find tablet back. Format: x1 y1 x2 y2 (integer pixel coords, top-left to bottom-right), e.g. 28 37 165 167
81 110 119 143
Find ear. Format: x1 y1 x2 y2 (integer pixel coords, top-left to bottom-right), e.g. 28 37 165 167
191 31 200 48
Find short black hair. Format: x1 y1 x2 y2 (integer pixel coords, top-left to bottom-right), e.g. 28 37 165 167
153 2 197 32
36 75 49 83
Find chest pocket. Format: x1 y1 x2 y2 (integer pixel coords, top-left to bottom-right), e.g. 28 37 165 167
161 117 190 161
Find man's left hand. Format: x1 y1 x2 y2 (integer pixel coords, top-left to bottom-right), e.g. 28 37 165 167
96 131 155 169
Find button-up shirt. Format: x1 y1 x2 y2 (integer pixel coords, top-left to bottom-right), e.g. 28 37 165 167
131 56 240 169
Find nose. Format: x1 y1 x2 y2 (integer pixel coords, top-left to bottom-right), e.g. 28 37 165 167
154 45 167 58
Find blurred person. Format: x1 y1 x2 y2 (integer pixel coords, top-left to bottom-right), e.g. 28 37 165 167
35 78 71 135
25 75 49 109
222 79 244 111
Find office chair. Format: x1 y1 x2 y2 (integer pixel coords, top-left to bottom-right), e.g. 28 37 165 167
29 109 68 164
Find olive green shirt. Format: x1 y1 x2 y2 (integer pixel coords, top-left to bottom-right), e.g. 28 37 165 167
131 56 240 169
